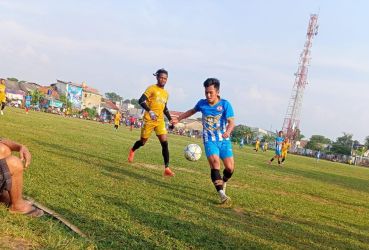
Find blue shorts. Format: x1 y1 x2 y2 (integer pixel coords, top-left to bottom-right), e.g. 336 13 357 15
204 140 233 159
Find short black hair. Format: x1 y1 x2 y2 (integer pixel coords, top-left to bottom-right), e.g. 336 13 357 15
203 78 220 90
154 68 168 77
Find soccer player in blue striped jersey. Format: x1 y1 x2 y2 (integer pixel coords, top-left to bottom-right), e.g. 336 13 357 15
172 78 235 204
268 131 284 165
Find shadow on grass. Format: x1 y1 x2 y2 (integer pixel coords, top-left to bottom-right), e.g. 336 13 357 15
277 167 369 193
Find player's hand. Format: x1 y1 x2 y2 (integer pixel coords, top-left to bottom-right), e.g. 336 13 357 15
19 145 31 168
171 117 178 125
149 111 157 121
222 131 230 139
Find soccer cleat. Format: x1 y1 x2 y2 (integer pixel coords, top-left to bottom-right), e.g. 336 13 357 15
164 167 175 177
219 193 230 204
128 149 135 163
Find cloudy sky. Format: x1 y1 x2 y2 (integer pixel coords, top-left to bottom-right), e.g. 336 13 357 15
0 0 368 142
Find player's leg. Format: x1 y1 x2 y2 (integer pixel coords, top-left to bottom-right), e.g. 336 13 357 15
220 140 234 191
128 122 152 163
0 102 5 115
156 122 174 176
206 142 229 203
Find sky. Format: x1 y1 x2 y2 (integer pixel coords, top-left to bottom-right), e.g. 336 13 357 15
0 0 368 142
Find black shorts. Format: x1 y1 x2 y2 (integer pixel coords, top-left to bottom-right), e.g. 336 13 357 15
0 159 11 193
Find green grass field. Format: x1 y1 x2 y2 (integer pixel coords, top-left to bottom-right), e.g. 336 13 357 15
1 107 369 249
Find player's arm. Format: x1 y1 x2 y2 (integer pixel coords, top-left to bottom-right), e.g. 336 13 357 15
222 117 235 139
172 109 197 125
138 94 157 120
163 103 172 122
138 94 150 112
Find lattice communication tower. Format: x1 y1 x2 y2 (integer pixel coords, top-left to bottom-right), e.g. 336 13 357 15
282 14 319 140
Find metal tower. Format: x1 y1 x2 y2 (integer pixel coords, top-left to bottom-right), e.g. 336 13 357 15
282 14 319 140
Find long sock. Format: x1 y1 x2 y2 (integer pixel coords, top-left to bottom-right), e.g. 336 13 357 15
270 158 274 162
160 141 169 168
223 168 234 183
278 158 281 164
211 169 223 191
281 158 285 163
1 102 5 110
132 140 144 151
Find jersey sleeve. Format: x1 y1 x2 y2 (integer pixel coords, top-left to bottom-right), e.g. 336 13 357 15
224 100 234 119
143 86 154 98
194 99 202 112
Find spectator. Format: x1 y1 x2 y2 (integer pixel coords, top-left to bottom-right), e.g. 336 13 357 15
0 138 43 217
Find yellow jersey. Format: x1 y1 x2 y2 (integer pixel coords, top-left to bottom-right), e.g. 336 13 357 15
0 84 6 102
114 113 121 123
143 84 168 121
282 142 291 152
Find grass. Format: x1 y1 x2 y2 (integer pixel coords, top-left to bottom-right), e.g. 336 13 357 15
1 107 369 249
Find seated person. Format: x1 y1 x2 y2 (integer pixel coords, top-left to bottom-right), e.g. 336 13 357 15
0 138 43 217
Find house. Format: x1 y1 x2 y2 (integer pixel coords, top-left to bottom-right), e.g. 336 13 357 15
81 83 102 110
51 80 83 109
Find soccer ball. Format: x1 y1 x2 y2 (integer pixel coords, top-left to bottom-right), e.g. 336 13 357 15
184 144 202 161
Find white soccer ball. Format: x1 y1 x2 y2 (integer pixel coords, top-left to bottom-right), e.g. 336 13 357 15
184 144 202 161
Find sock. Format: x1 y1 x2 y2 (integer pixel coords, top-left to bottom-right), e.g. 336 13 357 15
270 158 274 162
278 159 281 164
211 169 223 191
160 141 169 167
223 168 234 183
281 158 285 163
132 140 144 151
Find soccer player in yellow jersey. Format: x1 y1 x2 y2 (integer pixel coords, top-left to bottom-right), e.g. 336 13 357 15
127 69 175 177
0 79 6 115
114 111 121 130
254 138 260 152
281 138 291 165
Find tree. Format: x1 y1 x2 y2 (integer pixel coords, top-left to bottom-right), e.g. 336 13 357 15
232 125 255 144
59 95 72 109
305 135 331 151
331 132 353 155
82 107 97 119
7 77 18 82
31 89 44 105
365 136 369 149
130 99 140 108
105 92 123 102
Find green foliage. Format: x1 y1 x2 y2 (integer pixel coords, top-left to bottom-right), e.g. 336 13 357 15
305 135 331 151
1 108 369 249
232 125 255 144
82 107 98 118
30 89 45 105
59 95 72 109
105 92 122 102
331 132 353 155
365 136 369 149
262 134 275 143
130 98 140 108
7 77 18 82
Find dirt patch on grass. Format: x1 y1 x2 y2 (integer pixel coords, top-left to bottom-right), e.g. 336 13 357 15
0 236 36 249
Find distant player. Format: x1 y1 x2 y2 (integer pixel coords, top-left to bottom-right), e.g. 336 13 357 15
239 137 244 149
0 79 6 115
315 150 321 163
114 111 121 130
254 138 260 152
24 92 32 114
268 131 284 165
172 78 235 204
129 116 135 131
281 138 291 164
127 68 175 177
262 141 268 152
